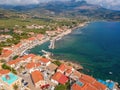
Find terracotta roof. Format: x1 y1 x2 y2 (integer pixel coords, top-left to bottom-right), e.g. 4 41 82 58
66 65 73 70
0 69 10 75
7 58 21 65
28 37 36 41
57 64 66 72
93 80 107 90
21 54 36 60
40 58 50 63
85 84 98 90
26 62 41 69
72 81 99 90
36 34 44 39
72 74 107 90
31 70 43 84
81 74 96 84
58 74 68 84
1 49 13 57
71 83 84 90
14 43 22 48
52 72 68 84
66 69 72 74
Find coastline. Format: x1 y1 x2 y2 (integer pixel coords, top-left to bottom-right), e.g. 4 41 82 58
1 21 120 89
48 22 88 49
51 58 83 70
58 59 83 70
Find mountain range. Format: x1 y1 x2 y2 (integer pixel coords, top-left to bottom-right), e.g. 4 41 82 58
0 1 120 21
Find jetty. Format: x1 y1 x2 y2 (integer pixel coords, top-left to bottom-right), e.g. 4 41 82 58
41 50 52 59
49 39 55 49
20 37 50 56
49 29 72 49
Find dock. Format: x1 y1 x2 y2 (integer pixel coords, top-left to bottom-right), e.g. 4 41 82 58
49 39 55 49
41 50 52 59
48 29 72 49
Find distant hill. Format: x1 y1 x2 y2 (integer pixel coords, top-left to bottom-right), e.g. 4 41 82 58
0 1 120 21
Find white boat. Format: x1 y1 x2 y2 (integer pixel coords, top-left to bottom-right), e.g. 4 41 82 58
109 72 113 75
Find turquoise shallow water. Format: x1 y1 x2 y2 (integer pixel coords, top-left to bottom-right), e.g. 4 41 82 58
30 21 120 84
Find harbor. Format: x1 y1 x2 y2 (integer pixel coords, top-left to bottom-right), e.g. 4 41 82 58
49 29 72 49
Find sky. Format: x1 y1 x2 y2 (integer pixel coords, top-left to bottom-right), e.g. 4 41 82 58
0 0 120 10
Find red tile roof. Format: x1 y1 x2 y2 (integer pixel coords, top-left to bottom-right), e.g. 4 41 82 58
36 34 44 39
57 64 66 72
93 80 107 90
14 43 22 48
80 74 96 84
21 54 36 60
28 37 36 41
58 74 68 84
0 69 10 75
72 82 98 90
72 74 107 90
66 69 72 74
51 72 68 84
31 70 43 84
40 58 50 63
1 49 13 57
26 62 41 69
7 58 21 65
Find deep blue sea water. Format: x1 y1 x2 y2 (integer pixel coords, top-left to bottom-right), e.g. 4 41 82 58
29 21 120 84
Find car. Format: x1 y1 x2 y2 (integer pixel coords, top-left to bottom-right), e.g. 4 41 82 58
21 79 24 83
24 82 28 86
22 71 27 75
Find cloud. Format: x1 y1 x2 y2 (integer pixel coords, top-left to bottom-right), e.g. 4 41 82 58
0 0 39 5
0 0 69 5
0 0 119 10
85 0 120 10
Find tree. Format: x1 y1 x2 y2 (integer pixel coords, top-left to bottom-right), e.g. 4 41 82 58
13 84 18 90
2 64 17 74
12 55 19 60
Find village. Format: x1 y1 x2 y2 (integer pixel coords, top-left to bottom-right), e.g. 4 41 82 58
0 30 118 90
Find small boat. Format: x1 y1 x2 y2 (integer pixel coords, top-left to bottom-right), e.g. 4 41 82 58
109 72 113 75
56 37 62 41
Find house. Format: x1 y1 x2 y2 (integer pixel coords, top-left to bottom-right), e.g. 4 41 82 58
0 72 22 90
36 34 44 40
0 35 12 42
25 62 41 73
27 37 37 43
7 58 21 68
57 64 66 73
46 31 57 36
0 69 10 75
65 69 72 76
26 24 44 29
0 48 13 61
71 74 108 90
57 64 74 74
71 82 98 90
70 70 82 80
31 70 46 88
39 57 51 66
51 72 68 85
46 63 58 75
32 56 41 62
21 54 36 63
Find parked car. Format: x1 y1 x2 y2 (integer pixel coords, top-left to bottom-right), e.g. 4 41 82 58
24 82 28 86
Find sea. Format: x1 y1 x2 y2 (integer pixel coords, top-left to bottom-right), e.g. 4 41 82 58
29 21 120 84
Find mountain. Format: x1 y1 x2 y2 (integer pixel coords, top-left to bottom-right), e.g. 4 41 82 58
0 1 120 21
